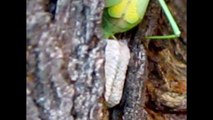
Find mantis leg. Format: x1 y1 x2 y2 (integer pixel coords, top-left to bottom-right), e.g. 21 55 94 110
145 0 181 40
111 35 117 40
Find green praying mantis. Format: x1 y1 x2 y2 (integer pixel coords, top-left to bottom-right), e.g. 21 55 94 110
102 0 181 40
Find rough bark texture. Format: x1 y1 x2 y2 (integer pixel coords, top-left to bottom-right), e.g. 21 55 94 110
27 0 107 120
27 0 186 120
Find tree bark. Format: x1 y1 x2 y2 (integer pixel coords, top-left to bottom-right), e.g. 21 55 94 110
27 0 186 120
27 0 106 120
140 0 187 119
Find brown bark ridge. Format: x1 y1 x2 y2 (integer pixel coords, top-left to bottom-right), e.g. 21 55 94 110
27 0 186 120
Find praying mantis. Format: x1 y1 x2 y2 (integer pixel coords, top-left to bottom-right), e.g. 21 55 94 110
102 0 181 40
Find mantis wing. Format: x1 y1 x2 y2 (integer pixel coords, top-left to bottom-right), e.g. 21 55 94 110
136 0 150 20
105 0 121 7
